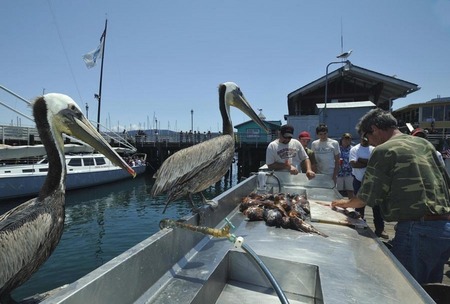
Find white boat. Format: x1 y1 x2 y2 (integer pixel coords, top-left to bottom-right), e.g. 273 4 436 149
0 148 147 200
35 172 437 303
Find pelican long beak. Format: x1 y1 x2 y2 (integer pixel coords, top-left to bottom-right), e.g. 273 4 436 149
232 90 270 133
63 113 136 177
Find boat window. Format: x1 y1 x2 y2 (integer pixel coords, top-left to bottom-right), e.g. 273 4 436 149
83 158 95 166
39 168 48 172
68 158 82 166
95 157 106 165
22 169 35 173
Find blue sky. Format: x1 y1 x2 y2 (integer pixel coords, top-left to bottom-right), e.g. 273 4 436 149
1 0 450 133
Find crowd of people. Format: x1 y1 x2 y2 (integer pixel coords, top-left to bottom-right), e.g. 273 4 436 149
265 109 450 286
179 130 213 143
124 156 145 167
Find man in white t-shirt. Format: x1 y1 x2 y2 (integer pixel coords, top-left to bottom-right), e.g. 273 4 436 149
350 135 388 239
311 124 340 183
266 124 315 179
349 136 373 190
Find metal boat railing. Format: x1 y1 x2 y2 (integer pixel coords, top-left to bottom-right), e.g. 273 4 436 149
0 85 137 153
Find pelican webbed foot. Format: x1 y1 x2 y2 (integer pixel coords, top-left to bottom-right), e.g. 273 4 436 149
200 192 218 209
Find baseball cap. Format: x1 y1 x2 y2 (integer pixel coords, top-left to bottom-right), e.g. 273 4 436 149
280 124 294 138
298 131 311 140
411 128 427 138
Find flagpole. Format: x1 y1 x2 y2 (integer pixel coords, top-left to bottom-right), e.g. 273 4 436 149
96 19 107 132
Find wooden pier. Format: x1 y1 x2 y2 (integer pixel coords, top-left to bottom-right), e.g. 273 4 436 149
1 125 272 179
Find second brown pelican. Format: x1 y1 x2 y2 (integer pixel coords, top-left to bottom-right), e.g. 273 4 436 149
0 93 135 303
151 82 269 212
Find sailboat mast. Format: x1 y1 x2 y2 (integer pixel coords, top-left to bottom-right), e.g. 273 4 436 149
96 19 107 132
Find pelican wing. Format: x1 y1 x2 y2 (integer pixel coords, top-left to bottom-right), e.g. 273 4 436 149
151 135 234 198
0 199 39 230
0 198 55 290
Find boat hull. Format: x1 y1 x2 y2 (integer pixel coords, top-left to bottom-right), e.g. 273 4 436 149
0 157 146 200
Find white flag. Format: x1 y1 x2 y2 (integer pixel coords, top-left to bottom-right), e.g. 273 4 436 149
82 35 104 69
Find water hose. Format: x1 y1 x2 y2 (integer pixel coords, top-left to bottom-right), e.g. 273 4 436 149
160 218 290 304
239 241 289 304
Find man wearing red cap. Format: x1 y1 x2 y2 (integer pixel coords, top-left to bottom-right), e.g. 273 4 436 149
298 131 316 173
411 128 445 166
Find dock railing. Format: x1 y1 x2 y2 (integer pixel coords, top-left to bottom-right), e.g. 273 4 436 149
1 125 40 145
7 125 450 151
138 132 276 145
1 125 277 147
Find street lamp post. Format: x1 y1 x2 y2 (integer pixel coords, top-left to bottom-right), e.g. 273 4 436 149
155 118 158 142
323 59 352 123
191 109 194 131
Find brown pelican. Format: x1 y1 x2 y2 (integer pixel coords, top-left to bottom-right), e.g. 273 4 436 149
0 93 135 303
151 82 269 212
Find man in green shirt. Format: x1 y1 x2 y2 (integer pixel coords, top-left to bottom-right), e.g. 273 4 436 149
332 108 450 284
298 131 317 173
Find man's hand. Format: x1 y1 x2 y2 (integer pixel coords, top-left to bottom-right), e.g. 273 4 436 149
288 165 299 175
331 199 349 208
332 197 366 209
306 170 315 180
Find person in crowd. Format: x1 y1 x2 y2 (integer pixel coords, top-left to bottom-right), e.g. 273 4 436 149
298 131 317 173
337 133 354 198
332 108 450 284
411 128 445 166
311 124 340 183
350 135 388 239
266 124 315 179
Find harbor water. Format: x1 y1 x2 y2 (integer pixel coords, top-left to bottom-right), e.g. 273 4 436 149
0 165 238 301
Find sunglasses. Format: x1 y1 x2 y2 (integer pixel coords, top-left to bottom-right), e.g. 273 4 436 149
363 131 373 139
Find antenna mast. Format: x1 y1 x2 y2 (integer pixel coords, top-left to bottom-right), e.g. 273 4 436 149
340 18 344 54
96 19 107 132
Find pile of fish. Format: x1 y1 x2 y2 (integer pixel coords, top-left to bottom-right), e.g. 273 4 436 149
240 192 327 237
